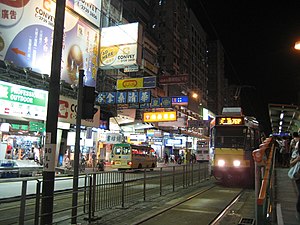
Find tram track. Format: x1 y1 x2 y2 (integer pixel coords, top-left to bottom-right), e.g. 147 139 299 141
131 184 246 225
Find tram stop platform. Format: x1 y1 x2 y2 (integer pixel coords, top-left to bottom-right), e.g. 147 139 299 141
275 167 299 225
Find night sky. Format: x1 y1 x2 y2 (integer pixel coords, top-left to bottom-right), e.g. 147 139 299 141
189 1 300 134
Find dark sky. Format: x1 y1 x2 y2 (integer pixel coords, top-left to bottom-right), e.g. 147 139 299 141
189 1 300 134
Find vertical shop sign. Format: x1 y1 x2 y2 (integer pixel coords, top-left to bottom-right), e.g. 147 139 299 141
44 133 55 172
43 144 56 172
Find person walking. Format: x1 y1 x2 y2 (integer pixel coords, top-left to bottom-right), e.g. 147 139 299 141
164 152 169 164
290 132 300 155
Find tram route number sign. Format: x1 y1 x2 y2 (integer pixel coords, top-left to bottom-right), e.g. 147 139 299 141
43 144 56 172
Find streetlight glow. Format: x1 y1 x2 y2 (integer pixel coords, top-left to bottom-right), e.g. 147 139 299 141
294 41 300 50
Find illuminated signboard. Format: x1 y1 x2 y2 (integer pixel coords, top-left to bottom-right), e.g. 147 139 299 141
116 77 156 90
143 111 177 122
172 96 188 105
0 81 48 120
100 22 141 69
216 117 244 125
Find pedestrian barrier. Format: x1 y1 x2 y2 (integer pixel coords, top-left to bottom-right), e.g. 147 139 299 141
0 162 209 224
252 137 276 225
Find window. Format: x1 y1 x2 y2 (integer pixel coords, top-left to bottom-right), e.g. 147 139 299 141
122 147 131 154
215 127 246 148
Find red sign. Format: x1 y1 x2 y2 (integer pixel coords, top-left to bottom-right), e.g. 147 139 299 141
159 75 188 85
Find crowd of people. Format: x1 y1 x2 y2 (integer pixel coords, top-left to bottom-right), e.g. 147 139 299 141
5 143 43 164
287 132 300 220
276 132 300 221
163 151 197 165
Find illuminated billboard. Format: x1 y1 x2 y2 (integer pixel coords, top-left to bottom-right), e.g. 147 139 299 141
66 0 101 27
143 111 177 122
0 0 99 86
99 22 142 69
116 76 156 90
0 80 48 120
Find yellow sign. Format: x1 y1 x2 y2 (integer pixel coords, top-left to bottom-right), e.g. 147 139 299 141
143 111 177 122
218 117 243 125
117 78 144 90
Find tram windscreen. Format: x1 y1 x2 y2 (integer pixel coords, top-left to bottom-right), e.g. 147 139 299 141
214 127 246 148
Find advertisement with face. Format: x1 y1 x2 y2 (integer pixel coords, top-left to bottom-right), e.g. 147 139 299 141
0 0 99 86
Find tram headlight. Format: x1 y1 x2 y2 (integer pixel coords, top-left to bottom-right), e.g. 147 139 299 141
233 160 241 167
217 159 225 167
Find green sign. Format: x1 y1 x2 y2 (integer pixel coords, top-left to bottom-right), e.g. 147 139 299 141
0 81 47 107
29 121 46 132
11 123 29 131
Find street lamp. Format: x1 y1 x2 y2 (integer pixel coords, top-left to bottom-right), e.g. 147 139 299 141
191 92 198 99
294 41 300 50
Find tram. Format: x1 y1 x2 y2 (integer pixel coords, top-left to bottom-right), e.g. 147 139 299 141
210 107 261 186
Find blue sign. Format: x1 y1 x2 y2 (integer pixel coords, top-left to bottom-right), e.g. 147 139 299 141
106 92 116 104
116 92 127 104
143 77 156 88
151 98 161 108
172 96 189 105
97 92 106 104
161 97 172 108
139 103 150 108
139 90 151 103
127 92 139 103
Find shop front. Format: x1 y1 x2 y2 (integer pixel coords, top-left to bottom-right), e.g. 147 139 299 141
0 81 47 163
57 95 101 169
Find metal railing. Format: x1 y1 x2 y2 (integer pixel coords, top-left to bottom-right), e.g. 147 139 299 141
0 162 209 224
252 137 276 225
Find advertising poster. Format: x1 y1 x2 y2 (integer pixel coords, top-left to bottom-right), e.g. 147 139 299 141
66 0 102 28
99 22 140 69
0 0 99 87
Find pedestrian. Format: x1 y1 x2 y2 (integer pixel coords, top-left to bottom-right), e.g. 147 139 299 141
290 138 300 220
164 152 169 164
290 132 300 155
92 150 97 171
276 137 284 167
282 136 291 167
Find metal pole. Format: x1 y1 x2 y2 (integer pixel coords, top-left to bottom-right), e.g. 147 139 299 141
71 69 84 224
41 1 65 224
160 167 162 196
19 180 27 225
143 168 146 201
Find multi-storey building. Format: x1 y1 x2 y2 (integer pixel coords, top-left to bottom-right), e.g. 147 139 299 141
207 40 226 115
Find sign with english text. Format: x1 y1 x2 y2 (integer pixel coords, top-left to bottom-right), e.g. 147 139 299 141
0 80 47 120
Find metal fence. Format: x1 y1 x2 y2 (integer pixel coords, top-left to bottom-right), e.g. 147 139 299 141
0 162 209 225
